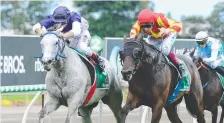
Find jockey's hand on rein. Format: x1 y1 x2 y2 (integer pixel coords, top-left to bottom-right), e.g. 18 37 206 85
160 28 172 38
59 32 66 40
198 57 203 63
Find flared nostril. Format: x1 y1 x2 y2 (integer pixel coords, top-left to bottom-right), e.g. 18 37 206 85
48 60 52 64
121 70 126 75
121 70 132 75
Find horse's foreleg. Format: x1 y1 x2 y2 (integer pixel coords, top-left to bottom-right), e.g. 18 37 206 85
65 88 86 123
38 95 60 123
151 100 164 123
121 91 139 123
121 101 132 123
102 85 123 123
211 107 218 123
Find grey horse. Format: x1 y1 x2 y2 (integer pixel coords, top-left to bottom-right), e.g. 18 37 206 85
38 32 123 123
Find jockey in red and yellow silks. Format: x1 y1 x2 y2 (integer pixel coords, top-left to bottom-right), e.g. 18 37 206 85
130 10 182 39
130 9 188 82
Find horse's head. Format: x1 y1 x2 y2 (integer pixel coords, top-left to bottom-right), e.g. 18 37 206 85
120 35 157 81
40 32 65 71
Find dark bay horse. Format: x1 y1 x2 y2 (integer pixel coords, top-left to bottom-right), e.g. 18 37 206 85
119 37 205 123
186 49 224 123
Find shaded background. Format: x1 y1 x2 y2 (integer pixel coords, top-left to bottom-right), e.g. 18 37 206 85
1 1 224 39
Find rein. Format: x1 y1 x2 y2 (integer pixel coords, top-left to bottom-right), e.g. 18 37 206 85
197 62 210 88
197 62 209 70
37 32 67 60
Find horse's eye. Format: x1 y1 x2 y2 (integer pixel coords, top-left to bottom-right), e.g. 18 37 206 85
119 49 124 59
133 48 142 59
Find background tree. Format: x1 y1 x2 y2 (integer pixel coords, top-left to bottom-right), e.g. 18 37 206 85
207 2 224 40
1 1 53 34
180 16 208 38
74 1 154 37
180 2 224 39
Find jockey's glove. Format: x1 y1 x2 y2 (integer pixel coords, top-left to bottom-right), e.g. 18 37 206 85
59 32 65 39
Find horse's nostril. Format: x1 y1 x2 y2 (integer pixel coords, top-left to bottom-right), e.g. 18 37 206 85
48 60 52 64
121 70 131 75
41 60 46 64
121 70 126 74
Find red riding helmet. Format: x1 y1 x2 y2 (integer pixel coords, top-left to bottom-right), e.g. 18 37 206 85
137 9 155 25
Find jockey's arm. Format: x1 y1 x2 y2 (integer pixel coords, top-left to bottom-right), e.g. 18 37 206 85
61 21 81 39
32 23 47 37
157 13 182 33
130 21 141 38
203 42 219 62
33 16 53 37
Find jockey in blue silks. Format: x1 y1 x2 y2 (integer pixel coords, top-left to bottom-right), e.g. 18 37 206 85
33 6 105 72
194 31 224 76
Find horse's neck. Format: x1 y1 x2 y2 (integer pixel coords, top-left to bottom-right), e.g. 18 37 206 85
63 45 79 59
145 44 167 65
199 68 216 83
53 45 81 73
136 64 154 79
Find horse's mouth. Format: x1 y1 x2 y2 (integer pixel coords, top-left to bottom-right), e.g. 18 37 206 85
122 73 133 81
42 59 56 71
43 62 54 71
44 65 51 71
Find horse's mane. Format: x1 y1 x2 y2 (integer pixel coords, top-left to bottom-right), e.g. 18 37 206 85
140 39 161 54
124 38 166 68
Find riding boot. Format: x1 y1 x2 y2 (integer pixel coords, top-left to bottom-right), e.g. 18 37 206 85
168 52 188 78
90 52 105 73
216 66 224 77
168 52 190 92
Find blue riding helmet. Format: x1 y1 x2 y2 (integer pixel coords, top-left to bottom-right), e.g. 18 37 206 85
52 6 71 23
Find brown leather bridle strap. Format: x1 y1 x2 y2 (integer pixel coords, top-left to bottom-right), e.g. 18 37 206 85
197 62 209 70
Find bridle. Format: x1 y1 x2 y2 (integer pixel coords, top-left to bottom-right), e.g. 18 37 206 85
120 40 145 74
197 62 209 70
41 32 67 61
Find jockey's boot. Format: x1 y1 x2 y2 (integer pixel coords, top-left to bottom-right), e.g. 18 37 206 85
90 52 105 73
216 66 224 77
168 52 188 78
168 52 190 92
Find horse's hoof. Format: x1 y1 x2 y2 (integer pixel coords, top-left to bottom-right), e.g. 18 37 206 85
39 118 44 123
38 110 45 119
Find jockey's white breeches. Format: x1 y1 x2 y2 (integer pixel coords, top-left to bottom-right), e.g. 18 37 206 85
146 33 177 55
69 30 93 57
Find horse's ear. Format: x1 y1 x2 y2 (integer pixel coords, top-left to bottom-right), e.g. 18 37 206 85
136 33 143 41
123 35 127 43
190 47 196 58
183 47 188 54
